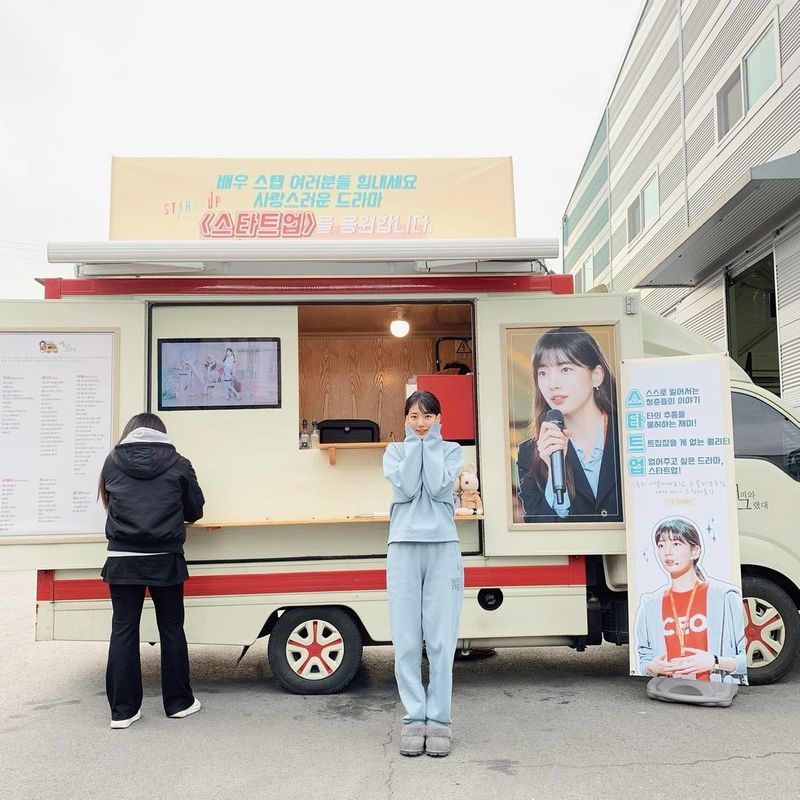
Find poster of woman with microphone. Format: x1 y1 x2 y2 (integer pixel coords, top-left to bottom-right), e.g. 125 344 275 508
506 325 622 525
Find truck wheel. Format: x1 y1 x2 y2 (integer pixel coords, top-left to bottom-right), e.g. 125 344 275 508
267 607 363 694
742 576 800 685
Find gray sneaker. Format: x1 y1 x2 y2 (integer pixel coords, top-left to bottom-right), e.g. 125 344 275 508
399 723 426 757
425 725 451 757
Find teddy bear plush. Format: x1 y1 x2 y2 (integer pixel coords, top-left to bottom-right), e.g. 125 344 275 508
456 464 483 515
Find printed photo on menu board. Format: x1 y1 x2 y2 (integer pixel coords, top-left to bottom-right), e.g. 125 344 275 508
158 338 281 411
506 325 622 526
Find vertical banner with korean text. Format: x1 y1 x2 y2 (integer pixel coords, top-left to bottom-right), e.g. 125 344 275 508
621 353 747 685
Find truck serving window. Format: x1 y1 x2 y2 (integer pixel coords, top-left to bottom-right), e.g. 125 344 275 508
732 392 800 481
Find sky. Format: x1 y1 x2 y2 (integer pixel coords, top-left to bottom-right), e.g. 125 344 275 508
0 0 642 299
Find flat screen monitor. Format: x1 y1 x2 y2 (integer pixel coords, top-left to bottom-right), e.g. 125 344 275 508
157 338 281 411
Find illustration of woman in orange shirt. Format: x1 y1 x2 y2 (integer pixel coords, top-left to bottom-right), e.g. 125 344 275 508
634 517 747 684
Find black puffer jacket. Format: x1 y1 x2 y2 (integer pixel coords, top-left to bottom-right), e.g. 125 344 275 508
102 442 205 554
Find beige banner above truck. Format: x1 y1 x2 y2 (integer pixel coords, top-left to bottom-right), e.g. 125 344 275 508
109 157 516 241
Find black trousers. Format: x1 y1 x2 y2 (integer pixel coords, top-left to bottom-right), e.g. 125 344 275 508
106 582 194 720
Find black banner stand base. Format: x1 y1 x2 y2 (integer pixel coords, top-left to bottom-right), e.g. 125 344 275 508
646 676 739 707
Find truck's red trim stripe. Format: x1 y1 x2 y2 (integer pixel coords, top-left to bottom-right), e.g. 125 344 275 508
39 274 574 299
37 557 586 602
37 569 55 601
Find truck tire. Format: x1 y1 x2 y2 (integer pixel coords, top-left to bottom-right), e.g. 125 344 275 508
267 607 363 694
742 576 800 685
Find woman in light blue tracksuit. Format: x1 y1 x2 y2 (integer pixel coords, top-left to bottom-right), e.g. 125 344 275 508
383 390 464 758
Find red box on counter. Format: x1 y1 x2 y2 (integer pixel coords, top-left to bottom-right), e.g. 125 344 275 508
415 374 475 443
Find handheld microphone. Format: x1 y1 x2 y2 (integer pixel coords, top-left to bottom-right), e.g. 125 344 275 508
544 409 566 505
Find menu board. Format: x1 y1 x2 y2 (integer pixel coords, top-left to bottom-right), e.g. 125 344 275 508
0 332 115 537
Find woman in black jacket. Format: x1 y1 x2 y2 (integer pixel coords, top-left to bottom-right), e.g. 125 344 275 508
99 412 205 729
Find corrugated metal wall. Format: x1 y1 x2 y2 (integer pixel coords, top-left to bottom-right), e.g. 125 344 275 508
780 0 800 64
613 207 686 290
689 83 800 222
565 159 608 236
641 286 691 314
776 226 800 405
677 276 728 349
683 0 722 56
685 111 715 172
611 94 682 215
564 199 609 273
659 149 685 204
562 0 800 342
684 0 772 114
609 40 680 171
609 0 679 123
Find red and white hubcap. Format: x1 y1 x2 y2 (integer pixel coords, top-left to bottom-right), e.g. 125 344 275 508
744 596 785 668
285 619 344 680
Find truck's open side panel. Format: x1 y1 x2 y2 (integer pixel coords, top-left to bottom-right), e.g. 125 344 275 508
475 292 643 557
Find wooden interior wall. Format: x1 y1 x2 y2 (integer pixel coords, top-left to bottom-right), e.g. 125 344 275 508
436 337 474 371
299 336 436 440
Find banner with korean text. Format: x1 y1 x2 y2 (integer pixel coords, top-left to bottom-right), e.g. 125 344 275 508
109 157 516 240
621 353 747 685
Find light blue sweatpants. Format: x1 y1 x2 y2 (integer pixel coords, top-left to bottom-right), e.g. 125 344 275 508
386 540 463 727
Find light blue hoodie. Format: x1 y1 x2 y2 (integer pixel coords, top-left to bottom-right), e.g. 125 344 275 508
383 423 463 544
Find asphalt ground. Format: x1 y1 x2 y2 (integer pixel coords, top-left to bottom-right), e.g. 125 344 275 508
2 569 799 800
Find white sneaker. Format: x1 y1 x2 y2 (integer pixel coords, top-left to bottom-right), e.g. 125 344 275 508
110 709 141 729
169 698 201 719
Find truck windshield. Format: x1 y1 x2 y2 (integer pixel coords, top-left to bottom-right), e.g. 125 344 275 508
732 392 800 481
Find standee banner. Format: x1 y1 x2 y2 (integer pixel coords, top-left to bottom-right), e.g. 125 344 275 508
621 353 747 685
109 157 516 241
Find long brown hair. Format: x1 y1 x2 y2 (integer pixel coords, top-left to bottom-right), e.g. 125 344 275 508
97 413 167 510
527 326 616 499
654 517 706 582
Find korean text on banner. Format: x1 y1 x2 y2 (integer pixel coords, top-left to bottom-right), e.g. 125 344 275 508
621 353 747 685
109 157 516 241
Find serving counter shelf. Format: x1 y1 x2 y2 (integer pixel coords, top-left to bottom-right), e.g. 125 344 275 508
317 441 390 465
192 514 484 530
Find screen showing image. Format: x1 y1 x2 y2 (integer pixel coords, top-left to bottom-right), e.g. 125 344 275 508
158 338 281 411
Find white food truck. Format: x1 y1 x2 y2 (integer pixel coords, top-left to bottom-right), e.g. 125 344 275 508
2 238 799 691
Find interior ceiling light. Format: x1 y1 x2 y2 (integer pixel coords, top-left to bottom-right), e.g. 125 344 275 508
390 307 410 338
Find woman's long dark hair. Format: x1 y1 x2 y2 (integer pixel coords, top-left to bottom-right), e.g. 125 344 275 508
527 326 616 500
97 413 167 510
654 517 706 582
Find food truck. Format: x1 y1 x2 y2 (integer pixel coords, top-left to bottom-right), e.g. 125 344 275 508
2 237 799 691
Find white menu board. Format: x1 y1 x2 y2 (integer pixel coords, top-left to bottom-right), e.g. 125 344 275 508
0 331 115 537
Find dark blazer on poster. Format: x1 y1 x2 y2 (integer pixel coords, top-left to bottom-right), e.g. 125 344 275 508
516 415 622 523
